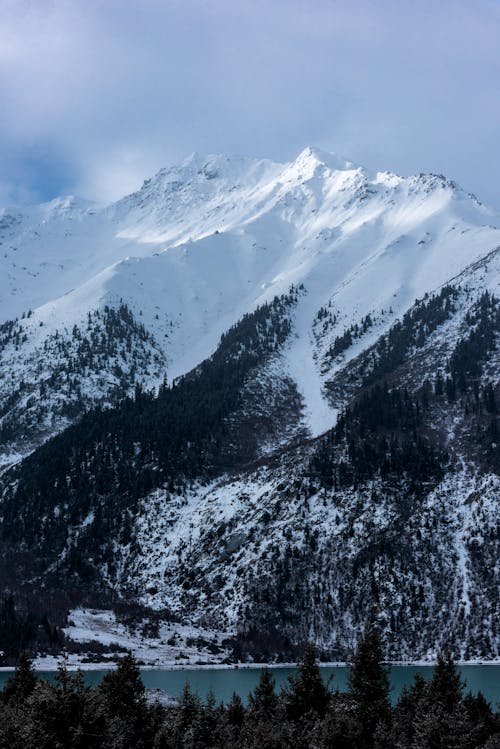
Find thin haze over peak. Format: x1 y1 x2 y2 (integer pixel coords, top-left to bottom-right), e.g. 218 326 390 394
0 0 499 208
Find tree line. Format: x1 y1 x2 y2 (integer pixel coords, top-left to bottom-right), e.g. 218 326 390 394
0 627 498 748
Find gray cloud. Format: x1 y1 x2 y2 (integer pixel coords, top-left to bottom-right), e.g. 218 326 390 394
0 0 499 206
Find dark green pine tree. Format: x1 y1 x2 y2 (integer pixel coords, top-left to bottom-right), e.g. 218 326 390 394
427 651 464 713
226 691 245 728
1 652 37 705
174 682 202 738
462 690 499 747
348 625 391 747
99 651 150 748
391 671 428 747
99 651 146 720
247 667 279 721
284 642 330 720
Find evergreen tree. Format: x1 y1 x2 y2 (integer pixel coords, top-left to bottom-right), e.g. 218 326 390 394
247 668 279 721
284 642 330 720
226 691 245 728
174 682 202 738
1 652 37 705
392 671 428 747
348 625 391 747
100 652 146 719
99 652 150 749
463 691 499 748
427 651 464 713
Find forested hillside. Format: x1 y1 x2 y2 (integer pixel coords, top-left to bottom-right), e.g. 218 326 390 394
0 149 499 665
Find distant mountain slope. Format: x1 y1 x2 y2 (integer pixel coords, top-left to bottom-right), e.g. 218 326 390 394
0 148 498 661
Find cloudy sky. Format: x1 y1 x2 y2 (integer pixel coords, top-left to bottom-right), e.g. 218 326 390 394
1 0 499 207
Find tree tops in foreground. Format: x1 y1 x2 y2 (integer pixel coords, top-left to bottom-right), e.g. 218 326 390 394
0 628 498 748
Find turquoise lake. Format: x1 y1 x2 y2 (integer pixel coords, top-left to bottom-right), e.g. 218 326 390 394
0 665 498 706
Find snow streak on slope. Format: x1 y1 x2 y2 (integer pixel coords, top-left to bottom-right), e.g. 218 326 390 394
284 296 338 437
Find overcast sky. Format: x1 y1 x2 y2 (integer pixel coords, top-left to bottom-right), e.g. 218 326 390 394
1 0 499 207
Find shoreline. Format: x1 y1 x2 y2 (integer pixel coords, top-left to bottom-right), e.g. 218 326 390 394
1 659 500 673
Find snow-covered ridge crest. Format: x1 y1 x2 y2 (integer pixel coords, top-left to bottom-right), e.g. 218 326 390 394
0 146 499 462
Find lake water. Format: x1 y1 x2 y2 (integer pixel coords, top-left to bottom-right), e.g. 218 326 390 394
0 665 498 706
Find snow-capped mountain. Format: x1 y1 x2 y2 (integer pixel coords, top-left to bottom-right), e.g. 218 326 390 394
0 148 498 663
1 147 499 462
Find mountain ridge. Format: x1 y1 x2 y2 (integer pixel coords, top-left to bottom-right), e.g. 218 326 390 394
0 147 498 664
1 147 499 461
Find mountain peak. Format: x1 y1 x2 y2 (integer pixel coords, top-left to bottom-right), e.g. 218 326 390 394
293 146 358 174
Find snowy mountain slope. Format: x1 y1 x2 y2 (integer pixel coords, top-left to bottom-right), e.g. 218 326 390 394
0 303 166 465
117 268 499 660
1 147 499 462
127 461 499 662
323 244 500 409
1 254 498 661
0 147 499 662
